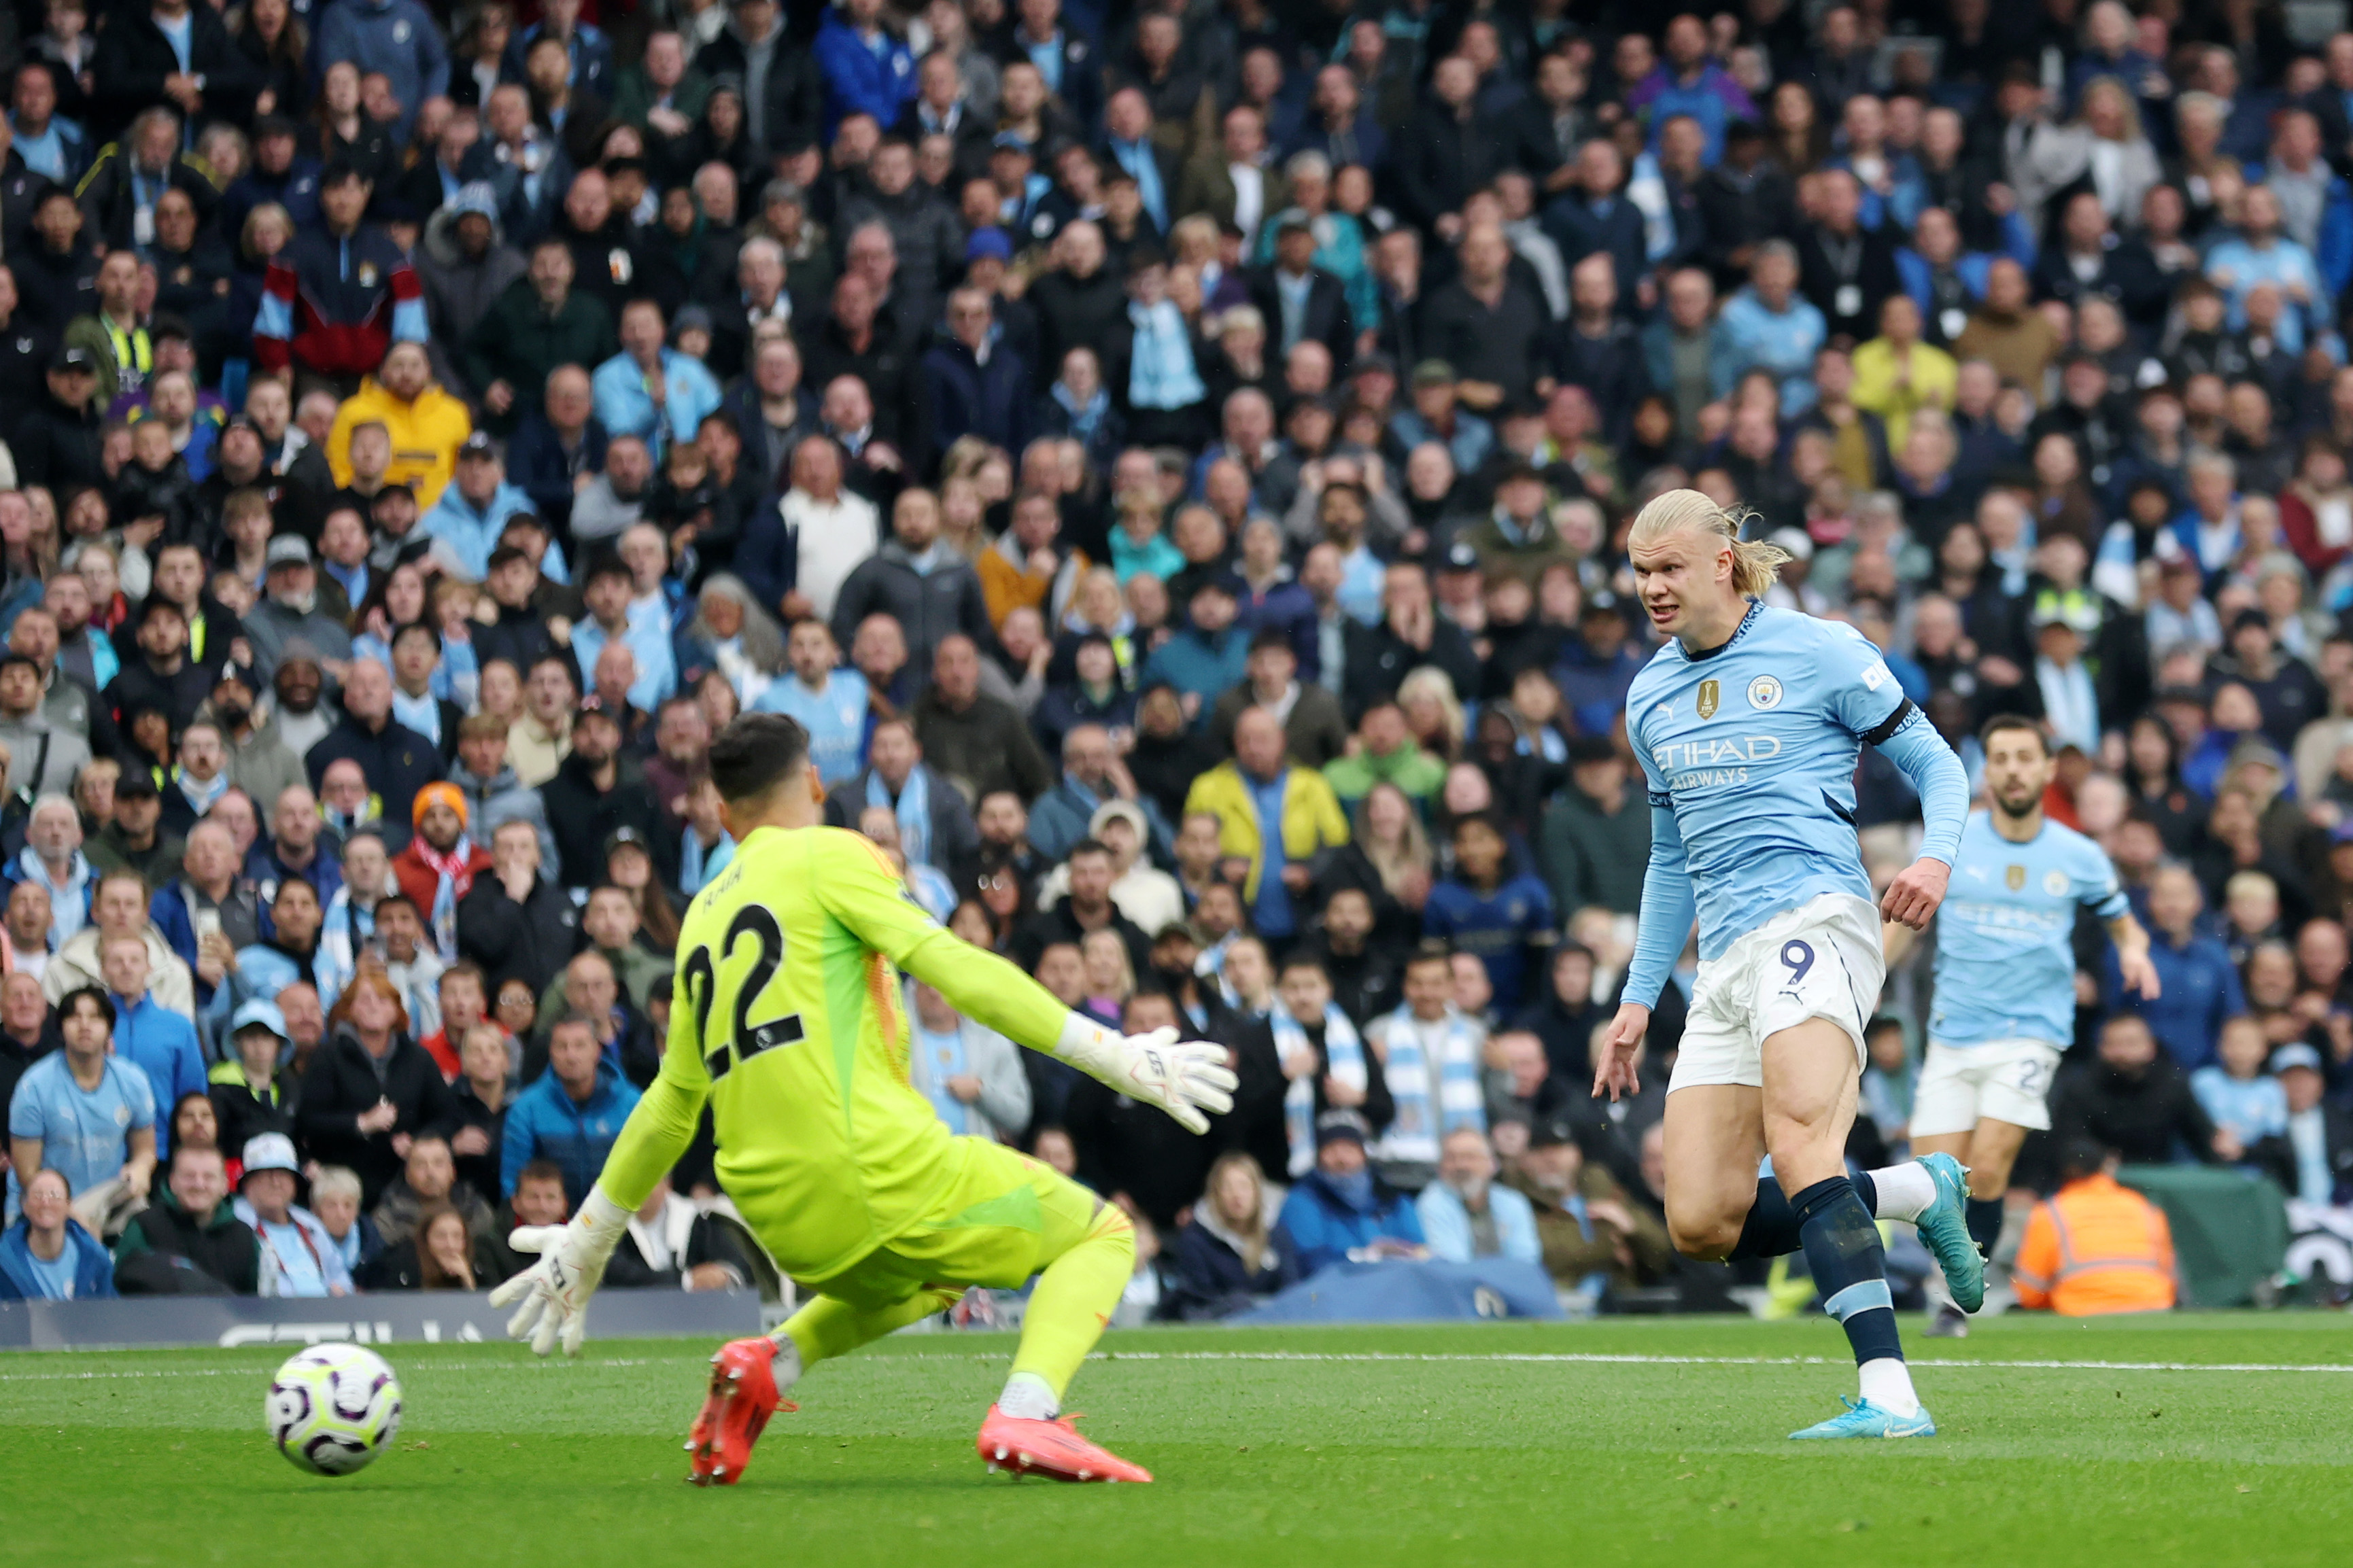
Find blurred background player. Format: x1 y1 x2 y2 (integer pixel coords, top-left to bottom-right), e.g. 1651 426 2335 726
1594 491 1976 1442
490 714 1234 1486
1886 716 2161 1338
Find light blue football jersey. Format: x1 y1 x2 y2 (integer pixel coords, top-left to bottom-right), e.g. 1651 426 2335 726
1627 602 1915 961
753 667 872 786
1930 812 2128 1048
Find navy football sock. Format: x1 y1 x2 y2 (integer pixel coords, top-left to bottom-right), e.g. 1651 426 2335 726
1966 1197 2006 1256
1725 1170 1882 1259
1728 1177 1801 1259
1851 1169 1879 1215
1791 1175 1904 1368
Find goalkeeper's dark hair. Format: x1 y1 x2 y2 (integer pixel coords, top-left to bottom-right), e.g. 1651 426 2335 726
708 712 812 803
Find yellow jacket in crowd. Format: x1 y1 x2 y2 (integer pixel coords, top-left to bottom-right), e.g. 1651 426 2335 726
1848 336 1957 453
1183 759 1350 903
325 375 474 510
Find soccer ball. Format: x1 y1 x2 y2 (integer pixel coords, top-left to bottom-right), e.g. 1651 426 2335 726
266 1344 403 1476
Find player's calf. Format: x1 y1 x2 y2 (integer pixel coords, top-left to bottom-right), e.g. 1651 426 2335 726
1967 1197 2006 1255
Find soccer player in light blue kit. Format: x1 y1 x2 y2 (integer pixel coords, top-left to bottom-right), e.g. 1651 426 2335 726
1886 715 2161 1338
1592 491 1980 1440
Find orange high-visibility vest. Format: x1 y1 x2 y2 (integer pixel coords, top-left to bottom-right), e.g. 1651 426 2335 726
2012 1174 2176 1316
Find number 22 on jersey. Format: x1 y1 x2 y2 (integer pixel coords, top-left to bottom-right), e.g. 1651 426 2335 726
679 905 807 1081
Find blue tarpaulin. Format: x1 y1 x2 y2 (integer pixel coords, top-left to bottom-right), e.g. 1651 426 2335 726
1229 1259 1565 1324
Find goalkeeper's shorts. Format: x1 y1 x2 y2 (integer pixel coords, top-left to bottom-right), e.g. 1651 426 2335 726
800 1136 1107 1311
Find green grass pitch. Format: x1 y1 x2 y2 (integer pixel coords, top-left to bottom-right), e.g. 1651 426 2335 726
6 1312 2351 1567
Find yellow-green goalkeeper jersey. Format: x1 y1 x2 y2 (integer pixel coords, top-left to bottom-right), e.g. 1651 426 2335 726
591 824 1074 1280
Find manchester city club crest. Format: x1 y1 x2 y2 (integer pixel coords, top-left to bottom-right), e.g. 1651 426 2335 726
2046 869 2071 896
2006 865 2027 890
1748 675 1784 710
1696 678 1719 719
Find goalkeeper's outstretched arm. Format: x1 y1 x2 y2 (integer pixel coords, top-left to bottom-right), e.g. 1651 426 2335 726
819 833 1236 1134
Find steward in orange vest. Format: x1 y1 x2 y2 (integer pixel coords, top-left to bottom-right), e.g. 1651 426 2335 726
2012 1141 2176 1317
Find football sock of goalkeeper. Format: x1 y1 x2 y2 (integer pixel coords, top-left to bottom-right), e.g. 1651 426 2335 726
1791 1174 1918 1416
1727 1164 1935 1259
997 1201 1136 1421
774 1285 965 1391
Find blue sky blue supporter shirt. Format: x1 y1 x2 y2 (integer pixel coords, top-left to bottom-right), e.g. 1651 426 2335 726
754 668 871 786
5 1053 155 1222
1931 813 2128 1048
1624 602 1966 1005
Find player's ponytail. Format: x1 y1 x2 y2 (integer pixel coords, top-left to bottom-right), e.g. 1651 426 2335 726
1628 489 1791 598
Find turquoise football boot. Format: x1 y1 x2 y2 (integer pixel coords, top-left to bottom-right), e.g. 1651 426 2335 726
1913 1152 1985 1314
1789 1397 1938 1441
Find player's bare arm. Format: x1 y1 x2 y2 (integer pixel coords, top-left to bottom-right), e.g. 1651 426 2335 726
2110 912 2162 998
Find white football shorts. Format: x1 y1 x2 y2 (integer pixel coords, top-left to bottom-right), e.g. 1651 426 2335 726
1908 1036 2065 1136
1668 893 1885 1092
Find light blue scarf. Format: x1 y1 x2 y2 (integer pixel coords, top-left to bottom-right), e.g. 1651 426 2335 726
175 768 229 819
867 765 931 869
1052 379 1112 442
391 687 442 747
1109 137 1167 229
18 846 91 949
1372 1005 1485 1166
421 833 473 962
1272 1001 1366 1179
1126 298 1205 411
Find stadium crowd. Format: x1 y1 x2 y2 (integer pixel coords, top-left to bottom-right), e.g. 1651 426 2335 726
3 0 2353 1317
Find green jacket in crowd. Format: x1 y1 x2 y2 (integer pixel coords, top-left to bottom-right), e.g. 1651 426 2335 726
462 280 619 428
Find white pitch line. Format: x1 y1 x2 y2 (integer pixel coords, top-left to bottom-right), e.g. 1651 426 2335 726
1071 1351 2353 1374
6 1348 2350 1382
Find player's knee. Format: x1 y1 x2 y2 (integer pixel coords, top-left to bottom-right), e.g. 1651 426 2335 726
1666 1203 1742 1261
1099 1210 1137 1267
1082 1201 1136 1266
1762 1122 1844 1191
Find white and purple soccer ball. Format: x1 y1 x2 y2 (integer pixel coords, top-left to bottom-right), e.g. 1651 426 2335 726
266 1344 403 1476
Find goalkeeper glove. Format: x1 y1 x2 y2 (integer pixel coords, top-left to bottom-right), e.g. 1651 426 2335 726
488 1185 631 1356
1054 1017 1238 1135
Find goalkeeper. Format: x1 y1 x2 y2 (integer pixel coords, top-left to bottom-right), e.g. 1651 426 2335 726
491 713 1234 1487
